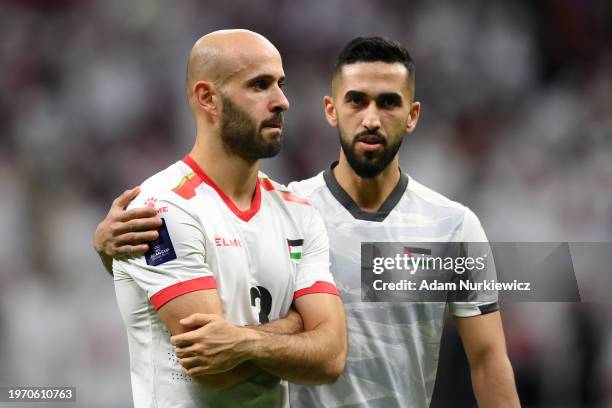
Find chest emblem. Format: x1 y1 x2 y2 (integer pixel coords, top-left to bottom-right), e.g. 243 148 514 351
287 239 304 260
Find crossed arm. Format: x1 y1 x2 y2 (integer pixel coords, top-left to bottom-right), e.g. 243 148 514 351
172 292 347 384
454 311 521 408
96 187 347 388
157 289 323 389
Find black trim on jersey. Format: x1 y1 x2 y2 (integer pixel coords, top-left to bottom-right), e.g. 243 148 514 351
478 302 500 315
323 162 409 222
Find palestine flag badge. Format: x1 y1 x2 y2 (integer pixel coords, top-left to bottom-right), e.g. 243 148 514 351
287 238 304 261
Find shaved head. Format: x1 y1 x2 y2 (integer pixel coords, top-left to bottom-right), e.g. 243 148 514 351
185 29 280 98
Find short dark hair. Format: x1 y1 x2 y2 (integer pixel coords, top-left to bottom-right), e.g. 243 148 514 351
333 36 415 94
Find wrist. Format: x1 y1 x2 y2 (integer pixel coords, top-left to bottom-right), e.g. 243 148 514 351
237 327 267 361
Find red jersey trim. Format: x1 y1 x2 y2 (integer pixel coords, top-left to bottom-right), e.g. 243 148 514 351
172 172 203 200
260 177 275 192
280 191 311 206
293 280 340 299
182 155 262 222
150 276 217 310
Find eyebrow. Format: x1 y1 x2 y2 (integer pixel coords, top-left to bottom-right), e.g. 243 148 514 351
378 93 402 105
344 90 367 101
344 90 403 103
247 74 286 84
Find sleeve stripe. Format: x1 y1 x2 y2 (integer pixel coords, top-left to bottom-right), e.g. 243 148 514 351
293 280 340 299
478 302 500 315
150 276 217 310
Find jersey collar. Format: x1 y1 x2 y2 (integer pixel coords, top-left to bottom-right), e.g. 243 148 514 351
183 155 261 222
323 161 409 222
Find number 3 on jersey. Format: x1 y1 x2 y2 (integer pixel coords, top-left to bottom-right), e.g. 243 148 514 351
250 286 272 323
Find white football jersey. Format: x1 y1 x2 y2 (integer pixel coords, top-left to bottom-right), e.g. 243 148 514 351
113 155 338 408
288 163 498 408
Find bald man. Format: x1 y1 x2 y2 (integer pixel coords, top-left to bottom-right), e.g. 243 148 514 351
109 30 347 408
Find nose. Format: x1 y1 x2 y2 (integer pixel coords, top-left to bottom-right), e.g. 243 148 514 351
270 85 290 113
362 102 381 132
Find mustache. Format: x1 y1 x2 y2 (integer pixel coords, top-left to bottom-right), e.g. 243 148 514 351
354 129 386 144
261 113 284 128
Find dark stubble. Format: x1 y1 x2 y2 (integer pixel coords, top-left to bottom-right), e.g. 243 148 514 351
338 126 403 178
220 95 283 160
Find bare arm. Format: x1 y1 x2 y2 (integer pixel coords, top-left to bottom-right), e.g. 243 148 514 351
158 290 263 389
454 311 521 407
246 306 303 335
172 293 347 384
93 186 162 274
249 293 347 384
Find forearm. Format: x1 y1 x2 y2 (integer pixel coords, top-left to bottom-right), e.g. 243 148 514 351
246 326 345 384
471 352 520 408
193 361 262 390
246 308 303 335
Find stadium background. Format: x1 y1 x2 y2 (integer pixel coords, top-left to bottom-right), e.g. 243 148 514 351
1 0 611 406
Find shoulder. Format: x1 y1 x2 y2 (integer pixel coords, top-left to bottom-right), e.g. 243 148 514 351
258 172 326 232
287 171 326 199
405 176 481 228
259 172 313 207
128 161 196 212
406 177 466 211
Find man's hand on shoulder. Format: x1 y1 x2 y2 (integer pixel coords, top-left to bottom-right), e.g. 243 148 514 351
94 186 162 274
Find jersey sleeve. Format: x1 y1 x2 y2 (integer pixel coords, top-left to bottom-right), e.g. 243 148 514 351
448 207 499 317
112 191 215 310
293 207 340 300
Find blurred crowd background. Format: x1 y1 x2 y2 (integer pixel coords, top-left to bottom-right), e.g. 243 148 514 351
1 0 611 407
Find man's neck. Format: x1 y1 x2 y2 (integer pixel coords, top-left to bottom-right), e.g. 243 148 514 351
333 155 401 212
189 133 260 211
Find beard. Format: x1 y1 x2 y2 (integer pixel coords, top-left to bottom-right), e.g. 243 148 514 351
220 95 283 160
338 126 403 178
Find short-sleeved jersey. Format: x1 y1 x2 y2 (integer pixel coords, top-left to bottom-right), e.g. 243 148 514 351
113 156 338 408
288 163 498 408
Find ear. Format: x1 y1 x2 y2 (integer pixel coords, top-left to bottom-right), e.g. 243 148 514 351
405 101 421 133
192 81 219 117
323 96 338 128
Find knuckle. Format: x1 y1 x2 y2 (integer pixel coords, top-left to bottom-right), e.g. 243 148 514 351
109 224 120 236
115 245 128 255
124 219 136 230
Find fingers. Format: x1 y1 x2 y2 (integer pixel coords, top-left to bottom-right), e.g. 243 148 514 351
117 207 160 223
182 365 208 377
181 362 225 376
113 244 150 255
106 230 159 256
113 219 161 236
178 356 201 370
113 230 159 245
112 186 141 210
171 331 197 347
174 345 199 359
179 313 219 328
